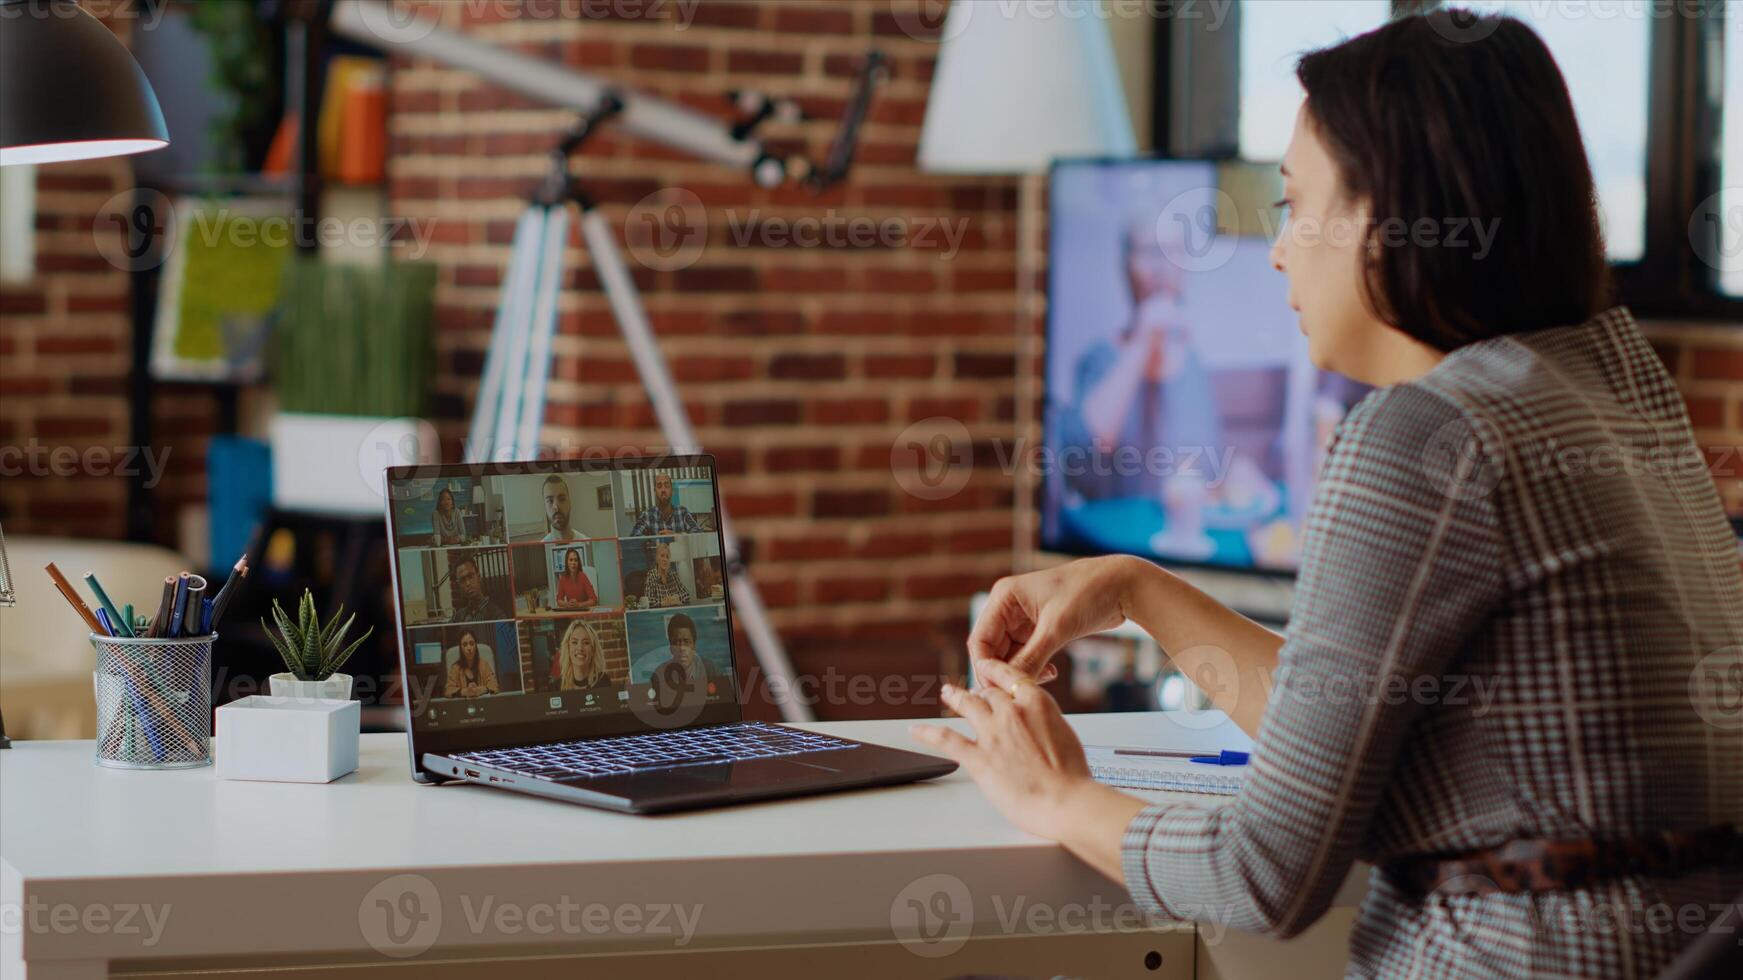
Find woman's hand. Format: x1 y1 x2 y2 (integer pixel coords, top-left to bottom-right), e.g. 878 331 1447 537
970 556 1149 680
911 659 1094 839
911 659 1147 879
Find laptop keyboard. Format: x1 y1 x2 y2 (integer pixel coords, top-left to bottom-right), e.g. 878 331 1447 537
456 722 854 780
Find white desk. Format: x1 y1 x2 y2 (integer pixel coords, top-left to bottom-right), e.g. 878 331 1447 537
1 713 1364 979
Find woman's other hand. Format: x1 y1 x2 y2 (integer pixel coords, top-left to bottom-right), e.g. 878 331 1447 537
910 659 1146 872
970 556 1146 681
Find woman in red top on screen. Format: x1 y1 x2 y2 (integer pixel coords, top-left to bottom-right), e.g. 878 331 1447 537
553 546 597 610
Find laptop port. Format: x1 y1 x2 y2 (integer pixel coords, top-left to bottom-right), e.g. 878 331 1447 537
464 768 482 779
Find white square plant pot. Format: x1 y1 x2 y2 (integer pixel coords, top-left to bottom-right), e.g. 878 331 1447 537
216 696 361 783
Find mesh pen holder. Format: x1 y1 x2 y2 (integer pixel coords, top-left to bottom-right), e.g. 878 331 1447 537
91 632 214 770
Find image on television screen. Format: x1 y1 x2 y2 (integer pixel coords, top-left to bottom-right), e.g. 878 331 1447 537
1041 159 1370 573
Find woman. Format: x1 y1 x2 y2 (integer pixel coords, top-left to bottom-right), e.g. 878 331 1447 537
913 13 1743 979
430 486 467 546
555 619 616 698
553 547 598 610
444 628 498 698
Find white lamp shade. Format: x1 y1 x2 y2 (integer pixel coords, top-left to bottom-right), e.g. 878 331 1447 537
918 0 1137 174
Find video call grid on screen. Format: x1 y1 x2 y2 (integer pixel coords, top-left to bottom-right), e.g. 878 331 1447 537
385 461 734 729
1041 157 1371 575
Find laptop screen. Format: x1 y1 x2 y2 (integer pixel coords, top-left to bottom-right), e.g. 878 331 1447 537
383 455 738 753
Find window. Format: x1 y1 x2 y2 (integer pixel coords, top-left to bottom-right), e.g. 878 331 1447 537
1237 1 1392 162
1161 0 1740 316
1459 1 1651 260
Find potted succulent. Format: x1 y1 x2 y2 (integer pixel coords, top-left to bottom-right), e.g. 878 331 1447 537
263 590 373 700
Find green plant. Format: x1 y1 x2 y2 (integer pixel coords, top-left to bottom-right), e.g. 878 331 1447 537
273 257 437 416
261 590 373 681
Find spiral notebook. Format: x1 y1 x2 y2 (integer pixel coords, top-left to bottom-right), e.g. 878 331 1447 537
1085 745 1248 796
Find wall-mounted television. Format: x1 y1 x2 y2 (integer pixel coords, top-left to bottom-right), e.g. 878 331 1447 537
1041 158 1371 575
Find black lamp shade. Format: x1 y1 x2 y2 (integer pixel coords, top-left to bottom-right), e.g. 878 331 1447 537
0 0 168 166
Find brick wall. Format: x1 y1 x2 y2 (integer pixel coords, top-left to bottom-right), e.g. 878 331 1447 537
382 0 1019 716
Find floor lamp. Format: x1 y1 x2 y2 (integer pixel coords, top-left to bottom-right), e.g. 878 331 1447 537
916 0 1138 574
0 0 172 746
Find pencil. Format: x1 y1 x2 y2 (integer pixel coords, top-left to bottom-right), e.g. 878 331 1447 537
44 563 103 633
206 555 247 631
83 572 134 639
168 572 190 640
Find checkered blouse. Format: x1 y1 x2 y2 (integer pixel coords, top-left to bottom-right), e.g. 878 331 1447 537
1120 308 1743 978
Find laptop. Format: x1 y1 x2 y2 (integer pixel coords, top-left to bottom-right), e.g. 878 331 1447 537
383 453 956 813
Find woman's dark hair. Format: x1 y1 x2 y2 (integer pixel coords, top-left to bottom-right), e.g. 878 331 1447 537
1295 10 1610 350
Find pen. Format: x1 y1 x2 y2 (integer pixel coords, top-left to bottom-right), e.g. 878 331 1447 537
148 575 176 638
94 606 117 637
83 572 134 639
180 574 208 637
1188 751 1251 767
44 563 103 633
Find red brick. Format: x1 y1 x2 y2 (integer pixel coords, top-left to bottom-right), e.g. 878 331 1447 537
724 399 801 426
769 353 846 381
672 356 755 382
810 398 889 425
763 446 840 472
813 488 889 519
907 397 980 423
66 294 129 314
631 45 710 73
903 573 990 601
866 355 935 380
1687 396 1727 429
727 49 804 75
36 416 112 438
765 535 851 561
36 336 118 356
775 6 853 33
955 353 1015 379
1691 349 1743 381
814 576 890 604
856 532 934 559
723 491 798 518
0 291 47 315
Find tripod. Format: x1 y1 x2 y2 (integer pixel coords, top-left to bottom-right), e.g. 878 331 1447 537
468 97 813 721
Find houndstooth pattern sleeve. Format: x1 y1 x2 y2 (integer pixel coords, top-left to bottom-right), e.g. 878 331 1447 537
1120 382 1509 938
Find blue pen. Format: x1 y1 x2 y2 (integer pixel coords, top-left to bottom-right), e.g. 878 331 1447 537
1188 750 1250 766
199 596 214 635
95 606 117 637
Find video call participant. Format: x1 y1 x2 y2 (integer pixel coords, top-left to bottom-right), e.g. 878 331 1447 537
641 539 691 607
649 612 714 709
630 472 702 535
541 474 580 543
431 486 468 546
554 619 616 699
444 627 499 698
1061 217 1224 501
449 556 506 623
553 547 598 609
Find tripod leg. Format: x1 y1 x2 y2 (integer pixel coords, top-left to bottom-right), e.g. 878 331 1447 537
578 208 814 722
469 208 548 463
